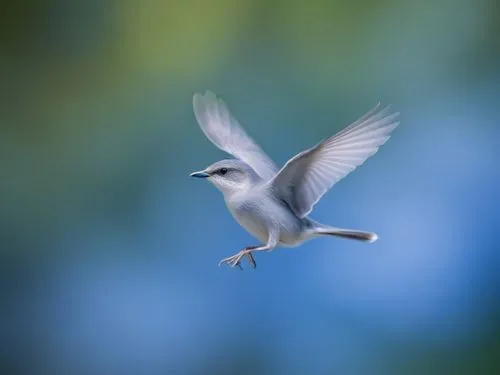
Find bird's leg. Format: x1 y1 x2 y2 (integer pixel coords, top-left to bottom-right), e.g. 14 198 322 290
218 246 259 269
218 230 278 270
218 244 275 270
231 246 257 270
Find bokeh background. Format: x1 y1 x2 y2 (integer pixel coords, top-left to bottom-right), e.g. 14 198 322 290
1 1 499 374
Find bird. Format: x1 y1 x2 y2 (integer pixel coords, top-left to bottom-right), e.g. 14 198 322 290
190 90 399 269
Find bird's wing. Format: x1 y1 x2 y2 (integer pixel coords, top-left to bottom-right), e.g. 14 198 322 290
270 103 400 218
193 91 278 181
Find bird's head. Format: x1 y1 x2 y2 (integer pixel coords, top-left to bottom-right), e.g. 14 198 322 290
190 159 258 196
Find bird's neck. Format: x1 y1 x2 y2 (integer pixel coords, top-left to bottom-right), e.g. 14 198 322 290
221 179 256 202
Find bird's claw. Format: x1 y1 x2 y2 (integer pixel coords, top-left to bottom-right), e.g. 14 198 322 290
247 252 256 269
218 251 256 270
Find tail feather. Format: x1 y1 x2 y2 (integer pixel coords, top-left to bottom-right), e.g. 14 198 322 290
314 226 378 243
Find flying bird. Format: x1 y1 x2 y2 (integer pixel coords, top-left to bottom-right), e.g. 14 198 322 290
190 91 399 269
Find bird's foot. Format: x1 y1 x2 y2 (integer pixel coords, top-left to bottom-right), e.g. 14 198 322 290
218 249 256 269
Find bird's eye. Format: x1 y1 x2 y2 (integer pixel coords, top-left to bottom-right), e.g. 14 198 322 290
219 168 228 175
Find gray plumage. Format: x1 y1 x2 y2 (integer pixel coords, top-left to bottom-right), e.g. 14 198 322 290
190 90 399 269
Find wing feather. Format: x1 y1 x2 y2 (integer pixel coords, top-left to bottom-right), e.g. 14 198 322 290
193 91 278 181
270 103 400 218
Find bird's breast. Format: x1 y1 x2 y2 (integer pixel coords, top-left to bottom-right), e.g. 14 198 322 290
228 200 270 243
226 191 308 246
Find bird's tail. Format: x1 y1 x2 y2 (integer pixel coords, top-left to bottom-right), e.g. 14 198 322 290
312 224 378 243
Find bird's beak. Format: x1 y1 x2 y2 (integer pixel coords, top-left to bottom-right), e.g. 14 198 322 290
190 170 210 178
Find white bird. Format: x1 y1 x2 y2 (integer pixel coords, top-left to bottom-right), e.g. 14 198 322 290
190 91 399 269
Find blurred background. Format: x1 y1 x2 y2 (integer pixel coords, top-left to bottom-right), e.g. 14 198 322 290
1 0 499 374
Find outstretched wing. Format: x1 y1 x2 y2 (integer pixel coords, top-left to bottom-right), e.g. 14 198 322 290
270 103 400 218
193 91 278 181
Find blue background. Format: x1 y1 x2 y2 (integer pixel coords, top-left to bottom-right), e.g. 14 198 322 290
1 1 499 374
